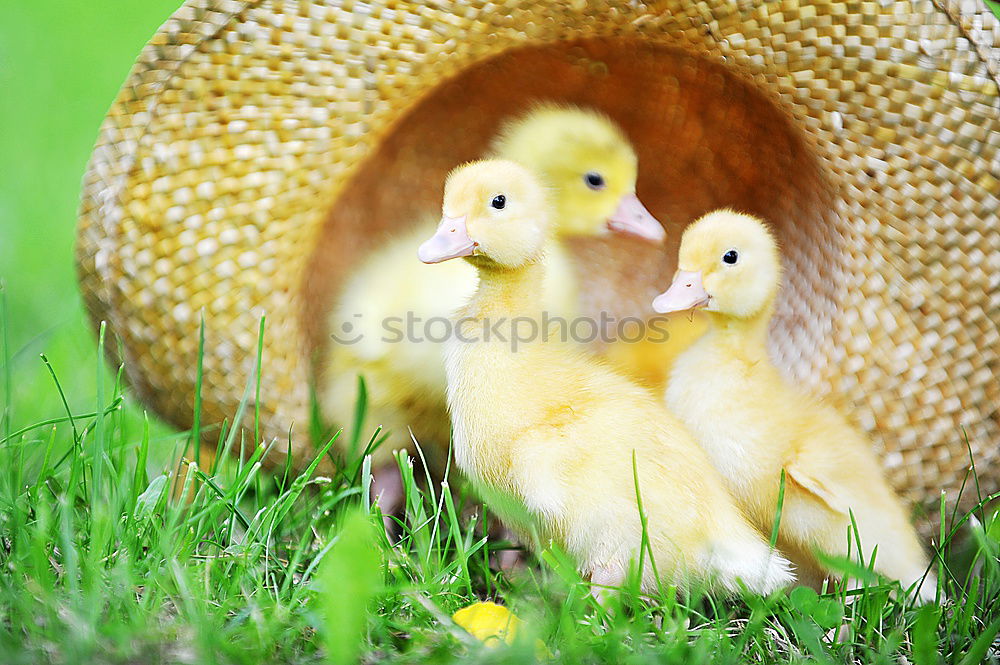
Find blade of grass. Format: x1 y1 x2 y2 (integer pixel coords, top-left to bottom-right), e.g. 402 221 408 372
191 466 251 530
1 280 12 465
910 604 940 665
957 616 1000 665
192 315 205 468
319 509 382 665
348 426 384 484
91 321 107 501
40 353 85 500
123 412 152 542
31 425 57 496
280 424 294 493
769 469 786 549
631 449 662 594
349 375 367 458
0 399 124 446
939 490 947 593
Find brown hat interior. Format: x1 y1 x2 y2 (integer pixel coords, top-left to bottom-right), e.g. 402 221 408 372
303 37 843 379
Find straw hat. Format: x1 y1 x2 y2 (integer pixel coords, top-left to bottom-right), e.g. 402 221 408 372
77 0 998 525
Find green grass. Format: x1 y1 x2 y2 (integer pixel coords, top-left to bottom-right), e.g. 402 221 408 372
0 0 184 447
3 3 1000 664
2 314 1000 664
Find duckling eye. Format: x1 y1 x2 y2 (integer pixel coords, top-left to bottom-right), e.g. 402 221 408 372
491 194 506 210
584 172 605 190
722 249 739 265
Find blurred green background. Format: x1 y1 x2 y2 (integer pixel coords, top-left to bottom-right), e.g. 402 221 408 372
0 2 181 429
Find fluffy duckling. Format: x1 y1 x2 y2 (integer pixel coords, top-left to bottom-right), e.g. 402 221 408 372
495 105 707 389
600 312 707 390
421 160 793 595
489 104 665 246
654 210 934 601
322 106 664 471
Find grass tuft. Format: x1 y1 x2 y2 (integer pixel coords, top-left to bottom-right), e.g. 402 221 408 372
0 317 998 664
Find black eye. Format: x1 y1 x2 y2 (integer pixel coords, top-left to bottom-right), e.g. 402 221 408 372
491 194 506 210
584 171 605 190
722 249 739 265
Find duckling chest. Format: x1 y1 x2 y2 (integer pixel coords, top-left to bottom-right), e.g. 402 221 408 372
666 348 785 493
443 337 546 476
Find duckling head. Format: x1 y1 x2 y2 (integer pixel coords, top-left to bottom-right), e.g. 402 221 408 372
418 159 551 269
491 105 665 243
652 210 781 320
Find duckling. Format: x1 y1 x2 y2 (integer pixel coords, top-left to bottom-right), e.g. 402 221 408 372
600 312 707 390
653 209 934 601
494 105 707 389
321 106 665 473
422 160 793 595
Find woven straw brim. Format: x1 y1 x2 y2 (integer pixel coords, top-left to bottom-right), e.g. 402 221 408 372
77 0 1000 527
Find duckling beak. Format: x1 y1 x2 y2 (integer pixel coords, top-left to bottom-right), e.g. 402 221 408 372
418 215 478 264
652 270 710 313
607 193 666 244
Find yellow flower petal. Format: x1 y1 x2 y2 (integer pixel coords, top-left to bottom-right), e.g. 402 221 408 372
451 601 553 659
452 601 522 646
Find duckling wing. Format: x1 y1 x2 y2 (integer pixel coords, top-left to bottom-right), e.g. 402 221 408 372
784 458 851 516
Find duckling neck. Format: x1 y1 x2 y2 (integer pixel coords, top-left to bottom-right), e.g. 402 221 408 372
704 307 773 360
447 258 546 485
467 258 546 318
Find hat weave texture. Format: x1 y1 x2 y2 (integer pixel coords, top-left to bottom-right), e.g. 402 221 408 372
77 0 1000 521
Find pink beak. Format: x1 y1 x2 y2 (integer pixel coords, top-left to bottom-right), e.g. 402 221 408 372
418 215 477 264
607 193 666 244
652 270 710 313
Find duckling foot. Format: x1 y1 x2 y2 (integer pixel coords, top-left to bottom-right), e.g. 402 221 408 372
588 565 625 605
493 526 527 573
911 573 940 604
371 463 404 538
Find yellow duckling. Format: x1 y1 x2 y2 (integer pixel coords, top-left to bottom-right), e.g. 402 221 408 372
496 105 705 389
421 160 793 595
653 210 935 601
321 106 664 474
